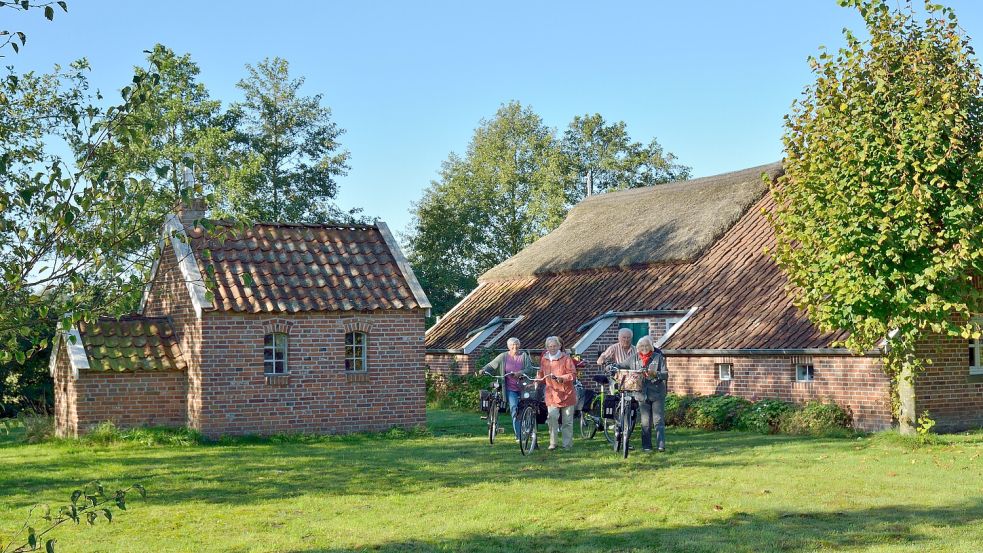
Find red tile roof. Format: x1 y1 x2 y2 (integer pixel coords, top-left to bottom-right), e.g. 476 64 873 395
425 170 848 353
79 316 187 372
186 222 424 313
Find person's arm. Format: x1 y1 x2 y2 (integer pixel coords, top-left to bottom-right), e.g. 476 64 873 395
596 344 613 365
481 352 505 375
555 357 576 383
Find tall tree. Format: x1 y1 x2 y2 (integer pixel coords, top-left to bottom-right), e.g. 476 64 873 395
771 0 983 434
0 3 168 365
87 45 251 201
562 113 690 202
409 101 566 317
220 57 351 223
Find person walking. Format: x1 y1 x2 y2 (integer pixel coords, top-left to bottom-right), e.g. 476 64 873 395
537 336 577 450
480 337 535 442
613 336 668 452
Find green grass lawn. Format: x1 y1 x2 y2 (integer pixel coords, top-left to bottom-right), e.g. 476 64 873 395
0 410 981 552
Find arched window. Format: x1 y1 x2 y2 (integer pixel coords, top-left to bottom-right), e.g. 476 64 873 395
345 331 367 372
264 333 288 374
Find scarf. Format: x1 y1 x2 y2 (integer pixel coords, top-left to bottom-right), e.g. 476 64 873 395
639 351 653 367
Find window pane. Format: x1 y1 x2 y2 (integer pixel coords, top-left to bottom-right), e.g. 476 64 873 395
355 332 365 346
345 346 354 358
264 348 273 361
354 358 363 371
264 334 273 347
971 341 977 367
345 332 353 346
264 360 273 374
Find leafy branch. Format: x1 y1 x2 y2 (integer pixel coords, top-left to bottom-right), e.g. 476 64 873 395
0 481 145 553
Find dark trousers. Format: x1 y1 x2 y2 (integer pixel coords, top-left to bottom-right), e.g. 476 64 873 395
633 394 665 450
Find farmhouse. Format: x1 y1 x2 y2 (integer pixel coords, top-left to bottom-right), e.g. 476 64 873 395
425 163 983 432
51 201 431 437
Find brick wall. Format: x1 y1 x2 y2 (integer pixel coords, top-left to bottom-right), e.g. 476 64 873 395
665 354 893 431
196 309 428 437
915 330 983 431
53 340 188 436
425 353 473 375
73 371 188 432
142 243 202 428
53 341 78 437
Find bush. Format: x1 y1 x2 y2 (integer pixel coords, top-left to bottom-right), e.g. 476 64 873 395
664 393 699 427
425 370 491 411
16 410 54 443
780 400 853 436
684 395 751 430
736 398 795 434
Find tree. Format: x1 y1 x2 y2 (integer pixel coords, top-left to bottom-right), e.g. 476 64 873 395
408 101 566 317
86 44 252 203
561 113 690 202
219 57 351 223
771 0 983 434
0 3 172 364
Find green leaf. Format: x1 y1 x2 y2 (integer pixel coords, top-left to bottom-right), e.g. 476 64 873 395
45 538 56 553
44 5 54 19
28 526 37 549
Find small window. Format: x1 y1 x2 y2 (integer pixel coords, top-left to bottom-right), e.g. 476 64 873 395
345 331 368 372
665 317 683 334
264 333 287 374
970 337 982 375
796 363 814 382
717 363 733 381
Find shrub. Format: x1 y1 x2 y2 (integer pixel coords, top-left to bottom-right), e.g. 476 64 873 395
780 400 853 436
664 393 699 427
425 370 491 411
684 395 751 430
17 410 54 443
736 398 795 434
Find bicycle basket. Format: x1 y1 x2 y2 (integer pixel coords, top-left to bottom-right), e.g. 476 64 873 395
519 379 543 402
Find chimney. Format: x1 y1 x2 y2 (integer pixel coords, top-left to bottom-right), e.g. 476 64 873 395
175 165 207 228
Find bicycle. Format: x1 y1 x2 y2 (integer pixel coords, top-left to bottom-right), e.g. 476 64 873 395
580 372 619 444
515 374 549 456
606 364 647 459
478 370 509 445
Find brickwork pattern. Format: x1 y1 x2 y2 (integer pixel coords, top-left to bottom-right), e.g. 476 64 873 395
915 330 983 431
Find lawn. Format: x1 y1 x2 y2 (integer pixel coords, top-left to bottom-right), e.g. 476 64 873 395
0 410 981 553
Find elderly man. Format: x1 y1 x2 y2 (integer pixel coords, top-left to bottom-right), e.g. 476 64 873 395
597 327 637 366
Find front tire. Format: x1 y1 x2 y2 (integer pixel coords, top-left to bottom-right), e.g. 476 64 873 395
519 406 537 456
621 402 634 459
487 399 498 445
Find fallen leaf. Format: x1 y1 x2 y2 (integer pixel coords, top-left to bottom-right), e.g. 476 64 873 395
714 505 723 511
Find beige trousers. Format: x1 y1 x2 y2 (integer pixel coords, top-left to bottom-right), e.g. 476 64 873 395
547 405 575 448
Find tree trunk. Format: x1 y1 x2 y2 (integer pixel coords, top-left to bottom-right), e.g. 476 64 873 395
897 354 917 435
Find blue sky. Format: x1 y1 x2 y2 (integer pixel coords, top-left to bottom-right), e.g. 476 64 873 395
9 1 983 236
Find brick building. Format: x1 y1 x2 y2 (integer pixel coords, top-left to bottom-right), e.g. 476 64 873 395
52 204 431 437
425 163 983 432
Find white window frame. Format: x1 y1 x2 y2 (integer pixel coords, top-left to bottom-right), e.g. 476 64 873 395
665 317 683 334
264 333 288 375
795 363 815 382
717 363 733 381
345 331 368 372
970 316 983 376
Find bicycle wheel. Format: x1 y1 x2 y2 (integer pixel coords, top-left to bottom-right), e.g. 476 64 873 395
599 396 617 446
519 406 537 456
580 411 597 440
613 401 624 453
621 402 634 459
487 399 498 445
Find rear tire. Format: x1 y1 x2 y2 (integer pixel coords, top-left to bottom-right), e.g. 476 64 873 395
519 406 537 456
487 399 498 445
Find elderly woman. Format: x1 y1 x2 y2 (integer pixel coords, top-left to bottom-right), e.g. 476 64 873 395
613 335 668 452
597 327 636 366
537 336 577 450
480 337 535 442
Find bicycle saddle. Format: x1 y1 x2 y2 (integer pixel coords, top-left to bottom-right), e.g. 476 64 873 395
592 375 610 385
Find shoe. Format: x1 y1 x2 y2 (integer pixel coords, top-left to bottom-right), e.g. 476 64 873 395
547 444 557 450
642 448 652 453
515 438 520 443
657 446 665 452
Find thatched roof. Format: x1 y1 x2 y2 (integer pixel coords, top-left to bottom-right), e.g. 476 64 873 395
480 162 783 281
